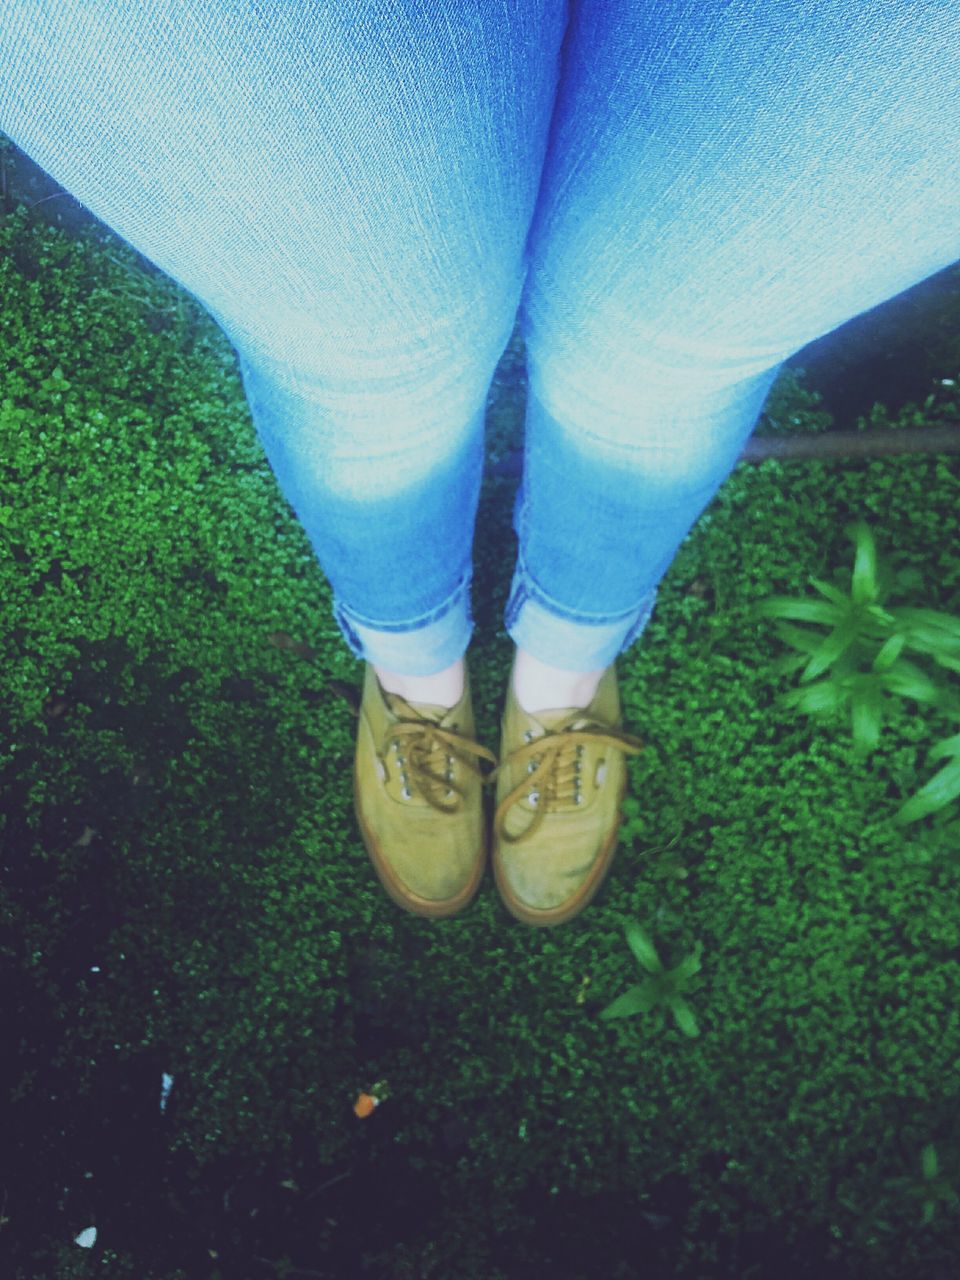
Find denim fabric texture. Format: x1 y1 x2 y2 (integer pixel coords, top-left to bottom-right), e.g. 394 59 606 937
1 1 958 672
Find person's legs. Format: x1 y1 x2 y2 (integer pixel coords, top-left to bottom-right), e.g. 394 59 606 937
0 0 567 698
511 0 960 711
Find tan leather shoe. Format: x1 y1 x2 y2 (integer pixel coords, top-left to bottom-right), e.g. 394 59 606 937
490 660 645 927
353 663 496 919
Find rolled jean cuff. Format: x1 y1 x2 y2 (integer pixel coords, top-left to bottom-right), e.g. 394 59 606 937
504 568 658 671
332 573 473 675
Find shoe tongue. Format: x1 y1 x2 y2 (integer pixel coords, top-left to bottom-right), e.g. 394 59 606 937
530 706 584 733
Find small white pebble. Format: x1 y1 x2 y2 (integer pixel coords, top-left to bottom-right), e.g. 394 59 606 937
160 1072 174 1112
942 379 956 387
89 966 100 973
75 1227 97 1248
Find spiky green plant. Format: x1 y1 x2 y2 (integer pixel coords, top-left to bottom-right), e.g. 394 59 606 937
598 920 702 1037
751 519 960 824
882 1143 960 1228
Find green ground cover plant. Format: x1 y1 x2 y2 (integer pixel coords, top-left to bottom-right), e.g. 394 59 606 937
2 140 960 1278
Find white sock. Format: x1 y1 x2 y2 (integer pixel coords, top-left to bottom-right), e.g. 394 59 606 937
511 647 604 715
373 657 465 708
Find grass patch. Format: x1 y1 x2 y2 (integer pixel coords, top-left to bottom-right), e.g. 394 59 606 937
2 167 960 1279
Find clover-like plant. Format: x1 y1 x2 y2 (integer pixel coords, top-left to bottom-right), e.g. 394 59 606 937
598 920 702 1037
882 1142 959 1227
751 519 960 824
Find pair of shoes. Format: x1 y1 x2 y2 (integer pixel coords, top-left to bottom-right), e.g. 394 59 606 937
352 658 644 925
489 659 646 928
353 662 496 918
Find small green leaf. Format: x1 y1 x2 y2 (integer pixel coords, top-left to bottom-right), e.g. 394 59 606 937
772 621 828 656
872 632 907 672
598 981 658 1021
850 679 884 756
921 1144 938 1180
672 943 703 983
808 575 853 610
893 754 960 825
926 731 960 763
888 611 960 673
865 603 897 628
802 618 862 682
779 677 846 716
751 595 844 626
670 999 699 1038
847 519 879 606
891 606 960 646
624 921 663 973
771 649 815 679
878 660 944 705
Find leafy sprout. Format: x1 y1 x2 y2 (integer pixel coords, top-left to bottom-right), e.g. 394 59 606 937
599 920 703 1037
751 519 960 824
882 1143 960 1228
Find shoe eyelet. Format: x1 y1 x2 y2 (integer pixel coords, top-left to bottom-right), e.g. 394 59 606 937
528 790 539 806
524 730 535 743
401 786 412 800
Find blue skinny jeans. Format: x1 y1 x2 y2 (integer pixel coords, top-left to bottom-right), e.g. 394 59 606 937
2 2 958 674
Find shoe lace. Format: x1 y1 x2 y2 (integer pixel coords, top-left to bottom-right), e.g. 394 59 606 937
385 712 497 814
488 713 645 845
